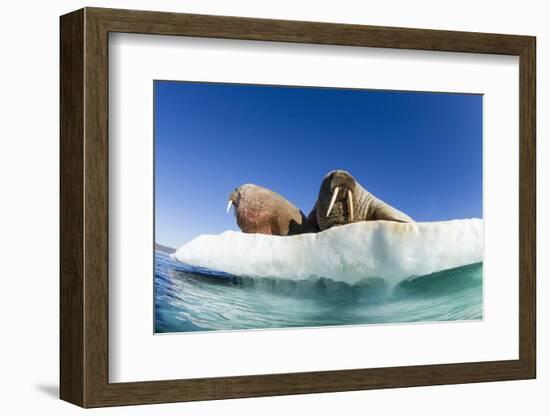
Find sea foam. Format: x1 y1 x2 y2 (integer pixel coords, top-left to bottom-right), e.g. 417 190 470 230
171 219 483 286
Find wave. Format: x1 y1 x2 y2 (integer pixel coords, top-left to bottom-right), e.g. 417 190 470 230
171 219 483 287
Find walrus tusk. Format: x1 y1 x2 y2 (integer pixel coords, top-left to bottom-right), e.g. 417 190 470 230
348 190 354 222
326 187 339 217
226 200 233 213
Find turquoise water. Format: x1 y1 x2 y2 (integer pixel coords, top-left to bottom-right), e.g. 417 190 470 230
155 250 482 333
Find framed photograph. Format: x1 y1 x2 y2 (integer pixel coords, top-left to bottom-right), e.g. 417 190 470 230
60 7 536 407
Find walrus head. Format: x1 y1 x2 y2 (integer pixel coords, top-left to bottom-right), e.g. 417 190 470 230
226 186 244 214
316 170 357 230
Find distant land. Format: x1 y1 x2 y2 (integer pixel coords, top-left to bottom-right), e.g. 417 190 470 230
155 243 175 254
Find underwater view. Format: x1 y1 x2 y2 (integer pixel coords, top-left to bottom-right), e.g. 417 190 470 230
155 250 482 333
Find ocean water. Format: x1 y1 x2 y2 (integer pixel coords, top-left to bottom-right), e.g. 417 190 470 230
155 250 483 333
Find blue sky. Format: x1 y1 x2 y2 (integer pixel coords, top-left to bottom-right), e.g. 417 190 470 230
155 81 482 248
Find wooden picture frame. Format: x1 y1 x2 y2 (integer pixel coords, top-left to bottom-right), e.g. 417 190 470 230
60 7 536 408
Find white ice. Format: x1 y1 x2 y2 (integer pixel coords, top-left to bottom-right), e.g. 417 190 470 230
171 219 483 286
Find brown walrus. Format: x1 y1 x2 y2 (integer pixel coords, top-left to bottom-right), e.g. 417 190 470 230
307 170 413 231
227 184 318 236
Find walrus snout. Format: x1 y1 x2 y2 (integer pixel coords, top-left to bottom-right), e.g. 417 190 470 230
326 170 356 192
316 170 357 228
323 170 355 220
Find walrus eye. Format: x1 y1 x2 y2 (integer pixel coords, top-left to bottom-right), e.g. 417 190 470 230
348 190 354 222
326 186 340 217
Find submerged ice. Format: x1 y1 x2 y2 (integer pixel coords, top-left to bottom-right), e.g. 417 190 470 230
171 219 483 286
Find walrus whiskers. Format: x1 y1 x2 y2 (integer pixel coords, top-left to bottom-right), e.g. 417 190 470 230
326 187 339 217
348 190 354 222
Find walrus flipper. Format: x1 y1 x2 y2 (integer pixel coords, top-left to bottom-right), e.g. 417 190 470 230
306 205 320 231
373 204 414 223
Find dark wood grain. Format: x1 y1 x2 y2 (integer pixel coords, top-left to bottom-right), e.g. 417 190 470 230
88 7 532 54
60 7 537 408
83 10 110 406
518 38 536 375
59 8 84 406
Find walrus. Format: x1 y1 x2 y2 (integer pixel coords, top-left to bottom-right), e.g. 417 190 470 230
227 184 318 236
308 170 413 231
